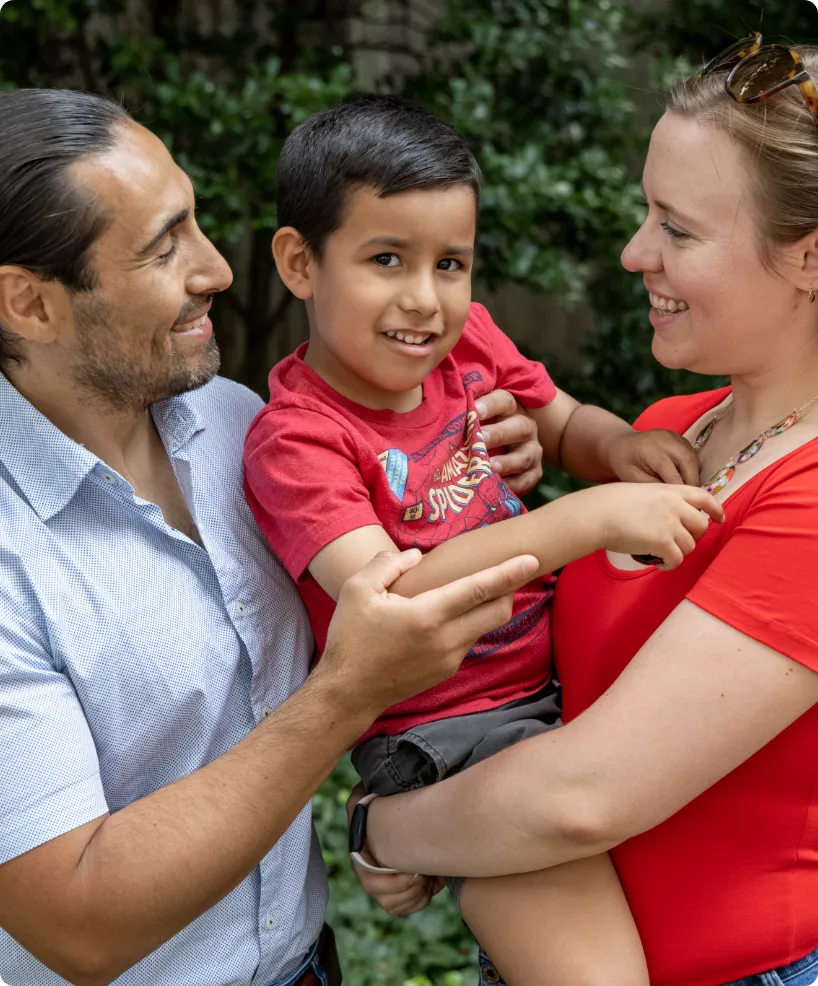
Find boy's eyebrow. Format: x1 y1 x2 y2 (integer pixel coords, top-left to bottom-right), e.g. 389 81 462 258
362 235 474 255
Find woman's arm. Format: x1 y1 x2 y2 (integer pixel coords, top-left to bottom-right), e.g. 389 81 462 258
365 599 818 876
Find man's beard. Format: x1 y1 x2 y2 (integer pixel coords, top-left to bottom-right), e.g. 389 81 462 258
69 294 221 413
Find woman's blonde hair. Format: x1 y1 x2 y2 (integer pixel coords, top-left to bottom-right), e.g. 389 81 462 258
667 46 818 268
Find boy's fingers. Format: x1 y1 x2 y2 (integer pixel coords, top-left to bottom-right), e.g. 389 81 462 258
672 447 701 487
683 488 725 523
425 555 539 624
652 457 686 486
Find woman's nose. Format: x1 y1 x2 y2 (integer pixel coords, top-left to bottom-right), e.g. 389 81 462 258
621 223 660 274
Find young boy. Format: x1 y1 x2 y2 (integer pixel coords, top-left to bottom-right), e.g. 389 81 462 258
244 95 716 985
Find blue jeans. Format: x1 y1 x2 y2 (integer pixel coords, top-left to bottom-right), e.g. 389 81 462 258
477 944 818 986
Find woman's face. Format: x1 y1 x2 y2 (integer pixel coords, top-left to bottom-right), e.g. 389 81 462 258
622 111 808 377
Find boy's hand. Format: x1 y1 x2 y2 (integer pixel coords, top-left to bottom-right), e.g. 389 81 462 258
606 429 700 486
589 483 724 570
476 390 542 496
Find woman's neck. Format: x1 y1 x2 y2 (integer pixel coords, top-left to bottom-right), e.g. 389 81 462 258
727 346 818 436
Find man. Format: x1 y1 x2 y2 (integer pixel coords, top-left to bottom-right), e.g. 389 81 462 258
0 88 541 986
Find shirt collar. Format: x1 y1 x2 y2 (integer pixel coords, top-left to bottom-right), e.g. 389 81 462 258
0 374 206 522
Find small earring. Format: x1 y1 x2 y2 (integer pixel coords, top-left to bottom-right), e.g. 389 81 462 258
811 287 816 304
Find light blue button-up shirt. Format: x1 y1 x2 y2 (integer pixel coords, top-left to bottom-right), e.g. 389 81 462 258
0 372 326 986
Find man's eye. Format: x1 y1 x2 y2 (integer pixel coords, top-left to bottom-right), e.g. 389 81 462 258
372 253 400 267
437 258 463 272
157 242 178 263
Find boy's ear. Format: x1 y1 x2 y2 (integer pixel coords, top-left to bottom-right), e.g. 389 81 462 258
272 227 314 300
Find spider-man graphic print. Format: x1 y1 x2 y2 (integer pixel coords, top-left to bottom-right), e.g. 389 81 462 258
245 303 559 737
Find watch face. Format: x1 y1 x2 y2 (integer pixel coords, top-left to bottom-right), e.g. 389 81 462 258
349 802 368 854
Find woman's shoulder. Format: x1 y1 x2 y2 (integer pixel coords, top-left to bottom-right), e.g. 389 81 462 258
634 386 732 434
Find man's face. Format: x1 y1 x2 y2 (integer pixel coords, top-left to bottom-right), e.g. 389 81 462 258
62 122 233 411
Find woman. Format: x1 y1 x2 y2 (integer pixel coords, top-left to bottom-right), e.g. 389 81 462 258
355 36 818 986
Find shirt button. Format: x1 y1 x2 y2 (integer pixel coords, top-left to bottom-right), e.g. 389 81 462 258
234 601 247 618
264 914 277 930
100 470 117 484
262 705 272 718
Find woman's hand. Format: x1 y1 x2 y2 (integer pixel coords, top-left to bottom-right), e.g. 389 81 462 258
476 390 542 496
346 785 444 916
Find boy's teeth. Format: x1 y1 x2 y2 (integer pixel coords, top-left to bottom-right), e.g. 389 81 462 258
385 331 431 345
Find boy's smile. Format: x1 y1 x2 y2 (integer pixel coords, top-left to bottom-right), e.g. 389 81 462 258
296 184 476 412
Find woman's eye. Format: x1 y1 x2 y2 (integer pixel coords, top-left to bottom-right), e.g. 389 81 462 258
437 258 463 272
660 222 688 241
372 253 400 268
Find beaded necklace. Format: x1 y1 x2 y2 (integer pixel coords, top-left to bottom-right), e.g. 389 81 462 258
696 394 818 495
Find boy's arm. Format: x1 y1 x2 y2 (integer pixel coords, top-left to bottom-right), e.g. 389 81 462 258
531 390 700 486
308 483 723 604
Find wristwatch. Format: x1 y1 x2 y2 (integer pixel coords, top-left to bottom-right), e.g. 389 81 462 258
348 793 403 875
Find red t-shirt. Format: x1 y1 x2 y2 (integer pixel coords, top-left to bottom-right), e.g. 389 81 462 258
553 386 818 986
245 303 557 741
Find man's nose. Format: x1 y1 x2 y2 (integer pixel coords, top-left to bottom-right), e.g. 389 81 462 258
188 232 234 296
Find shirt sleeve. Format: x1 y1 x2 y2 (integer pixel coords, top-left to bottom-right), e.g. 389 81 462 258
244 404 383 580
468 303 557 409
0 579 108 864
687 459 818 673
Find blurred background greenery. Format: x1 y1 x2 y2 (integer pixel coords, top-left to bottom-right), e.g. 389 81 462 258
1 0 816 981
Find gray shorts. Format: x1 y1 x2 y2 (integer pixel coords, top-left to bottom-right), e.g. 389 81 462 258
351 682 562 905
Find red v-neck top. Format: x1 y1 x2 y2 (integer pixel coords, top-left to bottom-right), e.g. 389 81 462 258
553 386 818 985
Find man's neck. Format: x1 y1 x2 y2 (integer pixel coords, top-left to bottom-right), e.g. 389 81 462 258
5 365 159 476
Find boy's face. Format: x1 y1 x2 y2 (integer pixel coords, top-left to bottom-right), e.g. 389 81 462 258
302 184 476 410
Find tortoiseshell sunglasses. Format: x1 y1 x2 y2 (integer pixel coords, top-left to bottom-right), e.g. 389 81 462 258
697 31 818 116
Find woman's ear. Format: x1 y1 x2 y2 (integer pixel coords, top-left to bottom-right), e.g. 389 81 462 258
796 231 818 294
272 227 315 301
0 267 58 348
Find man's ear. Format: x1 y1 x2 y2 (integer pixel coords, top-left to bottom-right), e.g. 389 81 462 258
272 227 315 301
0 266 60 346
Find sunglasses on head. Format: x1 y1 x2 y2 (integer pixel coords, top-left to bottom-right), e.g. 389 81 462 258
697 31 818 117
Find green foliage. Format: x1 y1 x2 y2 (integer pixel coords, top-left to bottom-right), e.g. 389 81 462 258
405 0 646 304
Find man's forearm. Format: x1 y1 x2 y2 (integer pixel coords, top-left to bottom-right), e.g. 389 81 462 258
392 486 605 597
67 669 368 984
558 404 634 482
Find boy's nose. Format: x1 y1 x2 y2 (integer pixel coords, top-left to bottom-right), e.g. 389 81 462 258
399 274 441 318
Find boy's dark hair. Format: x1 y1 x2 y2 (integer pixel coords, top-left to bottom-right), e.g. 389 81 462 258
276 94 481 254
0 88 132 366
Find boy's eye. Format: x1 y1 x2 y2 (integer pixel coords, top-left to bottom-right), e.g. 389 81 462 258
437 258 463 272
660 221 688 241
372 253 400 268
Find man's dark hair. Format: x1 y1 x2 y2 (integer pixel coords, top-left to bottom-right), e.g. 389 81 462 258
0 88 132 365
276 94 481 254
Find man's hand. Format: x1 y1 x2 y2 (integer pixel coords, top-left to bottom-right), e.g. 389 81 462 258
317 549 539 723
606 429 700 486
346 785 444 916
476 390 542 496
